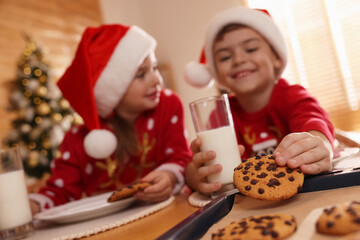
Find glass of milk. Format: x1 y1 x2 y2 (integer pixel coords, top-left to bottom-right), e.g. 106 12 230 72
189 94 241 194
0 147 34 239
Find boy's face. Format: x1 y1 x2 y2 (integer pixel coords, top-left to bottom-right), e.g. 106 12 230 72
115 53 163 121
213 27 282 96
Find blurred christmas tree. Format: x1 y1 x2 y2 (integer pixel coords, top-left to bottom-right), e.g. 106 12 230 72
4 34 82 179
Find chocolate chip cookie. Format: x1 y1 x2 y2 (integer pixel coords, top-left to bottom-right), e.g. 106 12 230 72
107 182 151 202
211 213 297 240
233 154 304 200
316 201 360 235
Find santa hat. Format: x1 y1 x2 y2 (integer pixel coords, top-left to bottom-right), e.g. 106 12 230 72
185 6 287 88
57 24 157 159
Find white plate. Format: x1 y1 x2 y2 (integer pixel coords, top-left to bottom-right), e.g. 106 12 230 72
35 192 135 224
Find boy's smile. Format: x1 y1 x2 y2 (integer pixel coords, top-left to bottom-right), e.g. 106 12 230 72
232 69 254 81
213 27 282 104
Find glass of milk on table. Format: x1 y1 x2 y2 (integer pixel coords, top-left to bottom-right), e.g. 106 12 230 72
0 147 34 239
189 94 241 194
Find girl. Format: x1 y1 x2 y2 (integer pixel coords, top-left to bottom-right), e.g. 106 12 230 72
29 24 192 214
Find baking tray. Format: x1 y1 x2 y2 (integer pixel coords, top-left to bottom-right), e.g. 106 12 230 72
156 189 236 240
156 167 360 240
301 167 360 193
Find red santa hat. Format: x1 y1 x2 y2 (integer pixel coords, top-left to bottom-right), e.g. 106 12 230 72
57 24 157 159
185 6 287 88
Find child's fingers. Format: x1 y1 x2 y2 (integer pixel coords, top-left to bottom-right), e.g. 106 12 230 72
30 200 41 215
300 159 331 175
273 132 332 174
140 172 156 184
135 187 171 202
274 133 308 160
197 164 222 179
275 133 308 150
287 146 329 168
274 133 316 165
238 145 245 156
198 182 222 195
193 151 216 168
281 140 317 164
190 138 201 154
143 182 163 193
135 180 172 202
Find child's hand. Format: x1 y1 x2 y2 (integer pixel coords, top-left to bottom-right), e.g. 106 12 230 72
185 138 245 195
30 200 41 216
185 138 222 195
134 170 176 202
273 131 333 175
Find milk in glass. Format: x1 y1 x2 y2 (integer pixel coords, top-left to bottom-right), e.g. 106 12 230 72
197 125 241 184
0 169 32 230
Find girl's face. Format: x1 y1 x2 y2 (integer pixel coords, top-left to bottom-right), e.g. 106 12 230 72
213 27 282 96
115 53 163 121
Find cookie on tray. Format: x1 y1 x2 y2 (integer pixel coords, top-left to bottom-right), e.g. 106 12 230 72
233 154 304 200
316 201 360 236
211 213 297 240
107 182 151 202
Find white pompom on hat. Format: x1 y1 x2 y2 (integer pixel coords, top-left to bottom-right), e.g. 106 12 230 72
185 6 287 88
57 24 157 159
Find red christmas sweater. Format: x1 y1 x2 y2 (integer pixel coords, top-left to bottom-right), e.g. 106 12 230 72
230 78 335 158
29 89 192 210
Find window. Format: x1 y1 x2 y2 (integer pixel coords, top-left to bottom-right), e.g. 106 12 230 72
245 0 360 132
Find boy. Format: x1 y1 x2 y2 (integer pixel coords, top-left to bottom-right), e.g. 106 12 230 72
184 7 334 194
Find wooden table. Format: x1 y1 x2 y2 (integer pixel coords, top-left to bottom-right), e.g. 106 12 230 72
81 193 199 240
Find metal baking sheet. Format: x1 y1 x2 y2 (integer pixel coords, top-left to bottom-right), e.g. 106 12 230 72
300 167 360 193
157 167 360 240
155 190 236 240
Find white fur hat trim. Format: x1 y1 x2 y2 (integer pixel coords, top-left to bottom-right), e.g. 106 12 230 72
94 26 157 118
84 129 117 159
184 61 214 88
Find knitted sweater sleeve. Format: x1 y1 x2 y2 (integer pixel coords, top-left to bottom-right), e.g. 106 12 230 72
29 127 85 210
280 82 335 145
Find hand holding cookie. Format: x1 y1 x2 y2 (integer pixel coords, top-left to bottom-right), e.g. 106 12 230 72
273 131 333 175
135 170 176 202
107 182 151 202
